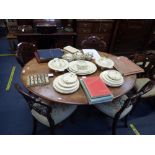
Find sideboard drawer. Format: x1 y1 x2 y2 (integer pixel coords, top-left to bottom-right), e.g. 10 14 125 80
99 23 114 33
77 22 93 28
77 28 92 33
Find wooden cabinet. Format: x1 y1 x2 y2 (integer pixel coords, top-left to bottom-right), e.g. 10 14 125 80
76 19 154 55
112 20 154 54
13 19 77 50
13 19 155 55
145 21 155 50
76 20 115 51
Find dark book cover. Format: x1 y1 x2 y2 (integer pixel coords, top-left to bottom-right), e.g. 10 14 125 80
35 48 64 62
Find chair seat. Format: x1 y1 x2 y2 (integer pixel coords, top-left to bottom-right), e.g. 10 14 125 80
136 61 149 67
94 95 133 119
31 103 77 127
134 78 155 98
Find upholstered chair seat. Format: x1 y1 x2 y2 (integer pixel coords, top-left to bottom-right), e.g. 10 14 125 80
136 61 150 67
130 52 155 99
94 95 132 119
31 103 77 127
134 78 155 98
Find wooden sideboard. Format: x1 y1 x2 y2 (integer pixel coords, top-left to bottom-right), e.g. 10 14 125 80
17 32 77 49
7 19 155 55
76 19 154 55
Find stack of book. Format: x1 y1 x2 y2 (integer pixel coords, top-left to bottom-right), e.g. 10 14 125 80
80 76 113 104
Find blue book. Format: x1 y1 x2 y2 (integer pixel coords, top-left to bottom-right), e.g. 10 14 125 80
35 48 64 62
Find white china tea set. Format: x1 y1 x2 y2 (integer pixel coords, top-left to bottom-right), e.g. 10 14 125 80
47 49 124 94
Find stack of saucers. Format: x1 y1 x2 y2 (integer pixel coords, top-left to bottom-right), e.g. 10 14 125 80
53 72 79 94
100 70 124 87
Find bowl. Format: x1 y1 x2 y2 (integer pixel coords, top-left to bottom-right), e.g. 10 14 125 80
48 58 69 72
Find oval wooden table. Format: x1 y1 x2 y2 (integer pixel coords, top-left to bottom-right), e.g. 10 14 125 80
20 52 136 105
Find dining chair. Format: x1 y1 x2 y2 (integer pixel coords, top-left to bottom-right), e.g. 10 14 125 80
131 52 155 98
15 84 77 134
16 42 37 67
81 36 107 51
94 80 154 135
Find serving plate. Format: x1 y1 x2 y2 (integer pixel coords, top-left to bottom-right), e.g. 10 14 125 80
68 60 97 75
48 58 69 72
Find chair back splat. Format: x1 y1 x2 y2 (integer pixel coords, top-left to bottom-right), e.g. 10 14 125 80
115 80 154 119
14 84 55 134
14 84 77 134
94 80 154 134
130 52 155 79
16 42 37 67
81 36 107 51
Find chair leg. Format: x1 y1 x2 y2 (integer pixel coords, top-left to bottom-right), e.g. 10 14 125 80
47 115 55 135
112 118 118 135
124 115 128 128
32 117 37 135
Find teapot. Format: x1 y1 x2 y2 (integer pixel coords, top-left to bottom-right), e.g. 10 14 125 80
73 52 85 60
84 52 93 60
62 53 74 62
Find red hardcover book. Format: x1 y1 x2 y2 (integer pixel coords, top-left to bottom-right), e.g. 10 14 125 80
82 76 112 98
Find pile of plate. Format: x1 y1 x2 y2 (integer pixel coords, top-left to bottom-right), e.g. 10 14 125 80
100 70 124 87
53 72 80 94
68 60 97 75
